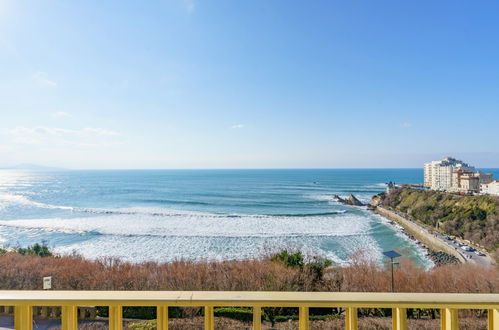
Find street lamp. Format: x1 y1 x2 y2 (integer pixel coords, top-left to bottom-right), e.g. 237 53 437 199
383 250 401 292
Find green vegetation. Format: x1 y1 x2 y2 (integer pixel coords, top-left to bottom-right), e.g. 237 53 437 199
16 243 53 257
214 307 253 322
96 306 157 320
0 242 54 257
382 189 499 258
128 320 156 330
126 307 343 328
271 249 333 277
271 250 305 268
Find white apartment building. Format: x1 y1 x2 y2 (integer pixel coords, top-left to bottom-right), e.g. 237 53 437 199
481 181 499 196
424 157 475 190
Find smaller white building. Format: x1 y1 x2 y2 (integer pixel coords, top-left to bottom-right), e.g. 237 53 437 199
451 170 481 193
480 181 499 196
475 171 494 184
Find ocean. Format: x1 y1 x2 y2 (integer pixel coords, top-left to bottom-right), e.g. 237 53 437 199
1 168 494 267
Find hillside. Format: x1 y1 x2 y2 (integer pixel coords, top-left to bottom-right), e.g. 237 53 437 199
380 189 499 257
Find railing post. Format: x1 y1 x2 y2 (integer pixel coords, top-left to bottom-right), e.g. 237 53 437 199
299 306 309 329
392 308 407 330
252 306 262 330
440 308 458 330
345 307 358 330
61 305 78 330
109 305 122 330
489 309 499 330
204 306 214 330
14 305 32 330
157 306 168 330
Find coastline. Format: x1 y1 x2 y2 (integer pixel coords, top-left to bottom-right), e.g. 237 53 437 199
373 205 467 264
369 187 497 267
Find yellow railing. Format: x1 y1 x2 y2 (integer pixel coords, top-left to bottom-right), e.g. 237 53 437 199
1 291 498 330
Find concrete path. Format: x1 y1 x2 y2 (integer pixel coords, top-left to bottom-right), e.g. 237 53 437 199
0 316 113 330
0 316 58 330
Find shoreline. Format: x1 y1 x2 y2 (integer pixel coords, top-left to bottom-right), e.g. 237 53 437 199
373 205 469 264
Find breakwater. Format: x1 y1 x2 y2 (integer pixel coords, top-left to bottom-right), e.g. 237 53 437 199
374 206 466 263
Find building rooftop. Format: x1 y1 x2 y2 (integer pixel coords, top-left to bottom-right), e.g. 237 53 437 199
482 180 499 185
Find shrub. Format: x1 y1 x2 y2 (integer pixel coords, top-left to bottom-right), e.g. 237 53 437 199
128 320 156 330
214 307 253 322
271 250 304 268
16 243 52 257
0 248 497 321
306 256 333 282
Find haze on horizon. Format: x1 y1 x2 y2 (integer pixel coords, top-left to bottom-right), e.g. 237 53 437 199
1 0 498 169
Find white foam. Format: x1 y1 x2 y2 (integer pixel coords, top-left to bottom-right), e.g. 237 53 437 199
0 210 371 238
310 193 373 205
369 212 434 269
0 191 429 266
0 192 73 211
363 183 386 189
309 194 341 205
51 225 381 264
0 205 385 264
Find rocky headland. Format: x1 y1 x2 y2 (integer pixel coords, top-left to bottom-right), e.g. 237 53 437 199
333 194 365 206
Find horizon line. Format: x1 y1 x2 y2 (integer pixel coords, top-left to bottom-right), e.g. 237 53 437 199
3 167 499 171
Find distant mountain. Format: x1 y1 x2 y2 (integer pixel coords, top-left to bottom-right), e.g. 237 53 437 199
0 164 67 171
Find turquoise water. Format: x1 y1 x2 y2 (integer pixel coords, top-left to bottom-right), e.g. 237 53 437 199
1 169 494 266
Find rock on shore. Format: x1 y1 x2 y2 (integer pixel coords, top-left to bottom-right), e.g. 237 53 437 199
427 250 460 266
333 194 365 206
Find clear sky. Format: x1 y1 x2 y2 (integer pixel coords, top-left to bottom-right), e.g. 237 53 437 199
1 0 498 169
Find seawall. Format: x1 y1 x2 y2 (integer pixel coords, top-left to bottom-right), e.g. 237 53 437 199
374 206 466 263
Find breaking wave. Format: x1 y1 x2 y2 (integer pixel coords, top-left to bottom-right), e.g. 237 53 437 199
0 192 73 211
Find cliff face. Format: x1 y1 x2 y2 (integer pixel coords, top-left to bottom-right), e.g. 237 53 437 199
380 189 499 256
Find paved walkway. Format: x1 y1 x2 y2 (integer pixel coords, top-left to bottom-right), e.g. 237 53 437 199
0 316 112 330
0 316 58 330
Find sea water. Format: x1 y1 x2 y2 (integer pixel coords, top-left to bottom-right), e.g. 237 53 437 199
2 168 491 267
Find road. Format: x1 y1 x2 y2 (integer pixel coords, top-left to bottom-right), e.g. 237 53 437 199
433 232 494 266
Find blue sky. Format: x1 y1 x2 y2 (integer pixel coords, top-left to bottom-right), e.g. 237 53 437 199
0 0 498 169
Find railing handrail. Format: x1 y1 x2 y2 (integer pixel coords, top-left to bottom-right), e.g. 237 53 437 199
2 291 498 329
0 291 498 309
